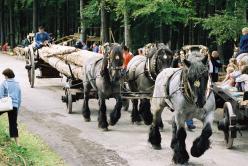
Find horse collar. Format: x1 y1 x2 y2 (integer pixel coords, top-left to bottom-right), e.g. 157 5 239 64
180 69 195 104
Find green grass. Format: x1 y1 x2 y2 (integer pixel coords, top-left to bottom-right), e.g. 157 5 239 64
0 114 65 166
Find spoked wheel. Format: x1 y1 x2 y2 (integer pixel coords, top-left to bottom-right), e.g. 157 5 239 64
26 47 35 88
218 102 236 149
65 88 73 114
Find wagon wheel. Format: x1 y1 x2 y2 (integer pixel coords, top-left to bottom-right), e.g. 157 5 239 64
65 88 73 114
26 47 35 88
222 102 236 149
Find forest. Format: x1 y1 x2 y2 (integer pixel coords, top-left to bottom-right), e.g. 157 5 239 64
0 0 247 62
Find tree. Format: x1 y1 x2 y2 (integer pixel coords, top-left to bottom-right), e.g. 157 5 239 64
80 0 86 42
9 0 15 48
0 0 5 45
33 0 38 33
100 0 109 43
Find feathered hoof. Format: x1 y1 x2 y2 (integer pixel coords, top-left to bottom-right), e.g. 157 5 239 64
191 137 210 157
102 127 108 132
109 120 117 126
135 121 142 125
152 144 161 150
172 149 189 164
84 118 91 122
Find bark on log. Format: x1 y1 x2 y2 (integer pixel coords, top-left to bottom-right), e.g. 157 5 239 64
48 57 83 80
39 45 102 66
37 45 103 79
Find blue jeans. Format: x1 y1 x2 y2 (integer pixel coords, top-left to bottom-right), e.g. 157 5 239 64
186 119 193 127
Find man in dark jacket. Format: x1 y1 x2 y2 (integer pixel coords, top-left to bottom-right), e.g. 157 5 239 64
235 27 248 57
209 51 222 82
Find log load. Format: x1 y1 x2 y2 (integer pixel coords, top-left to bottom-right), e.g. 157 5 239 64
37 45 103 80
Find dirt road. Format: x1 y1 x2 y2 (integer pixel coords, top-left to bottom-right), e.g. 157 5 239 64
0 53 248 166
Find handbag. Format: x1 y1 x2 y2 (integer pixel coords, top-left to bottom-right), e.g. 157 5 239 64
0 82 13 112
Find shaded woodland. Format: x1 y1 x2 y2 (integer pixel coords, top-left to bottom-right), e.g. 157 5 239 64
0 0 247 62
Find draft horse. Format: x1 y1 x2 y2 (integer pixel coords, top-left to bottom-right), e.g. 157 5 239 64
148 51 215 164
82 43 124 131
126 43 173 125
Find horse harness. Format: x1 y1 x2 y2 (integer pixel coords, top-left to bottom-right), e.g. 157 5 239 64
165 69 198 109
144 57 157 81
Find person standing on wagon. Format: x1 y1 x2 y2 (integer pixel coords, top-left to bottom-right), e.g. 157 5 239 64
0 68 21 145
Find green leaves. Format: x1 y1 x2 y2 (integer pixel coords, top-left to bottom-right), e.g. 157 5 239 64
199 12 247 45
132 0 194 25
82 0 101 28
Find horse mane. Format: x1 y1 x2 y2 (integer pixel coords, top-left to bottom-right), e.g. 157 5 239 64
187 51 204 62
144 43 173 58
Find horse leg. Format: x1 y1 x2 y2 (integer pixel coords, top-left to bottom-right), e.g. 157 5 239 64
82 83 91 122
98 98 109 131
191 112 213 157
172 116 189 164
131 99 142 124
148 104 164 150
121 98 129 111
170 116 177 149
139 98 153 125
109 96 122 126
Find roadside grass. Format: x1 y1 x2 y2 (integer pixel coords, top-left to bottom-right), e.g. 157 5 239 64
0 114 64 166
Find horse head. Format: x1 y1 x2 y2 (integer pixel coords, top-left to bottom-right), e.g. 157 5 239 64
104 43 124 82
155 43 174 71
183 52 209 108
148 43 173 77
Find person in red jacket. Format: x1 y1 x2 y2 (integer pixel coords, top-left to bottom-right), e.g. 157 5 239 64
122 45 133 69
2 42 9 52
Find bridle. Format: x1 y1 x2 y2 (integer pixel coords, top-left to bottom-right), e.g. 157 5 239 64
180 67 209 104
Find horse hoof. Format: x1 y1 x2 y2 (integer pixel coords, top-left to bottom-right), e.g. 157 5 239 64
109 120 117 126
84 118 91 122
152 144 161 150
135 121 142 125
102 127 108 132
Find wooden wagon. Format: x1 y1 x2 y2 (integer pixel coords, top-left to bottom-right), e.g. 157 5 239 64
213 83 248 148
24 44 100 114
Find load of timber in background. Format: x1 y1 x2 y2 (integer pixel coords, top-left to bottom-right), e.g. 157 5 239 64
38 45 103 80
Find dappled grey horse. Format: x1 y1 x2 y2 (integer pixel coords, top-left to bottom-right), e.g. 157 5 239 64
126 43 173 125
82 43 124 131
148 51 215 164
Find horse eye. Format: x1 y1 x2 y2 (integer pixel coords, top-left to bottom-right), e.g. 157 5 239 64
163 55 167 59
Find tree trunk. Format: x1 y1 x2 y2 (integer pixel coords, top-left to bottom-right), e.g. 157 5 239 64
9 0 15 48
124 0 131 48
0 0 5 45
100 0 108 43
80 0 86 42
33 0 38 33
159 18 163 42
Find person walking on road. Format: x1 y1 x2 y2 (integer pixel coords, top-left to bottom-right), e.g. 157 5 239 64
0 68 21 145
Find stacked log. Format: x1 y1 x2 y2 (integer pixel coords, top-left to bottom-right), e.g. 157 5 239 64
38 45 103 80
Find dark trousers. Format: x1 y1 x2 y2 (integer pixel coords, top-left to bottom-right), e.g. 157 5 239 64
210 73 219 82
0 107 18 138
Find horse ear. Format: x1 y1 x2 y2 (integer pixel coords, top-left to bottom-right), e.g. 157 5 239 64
201 55 208 65
183 59 191 68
